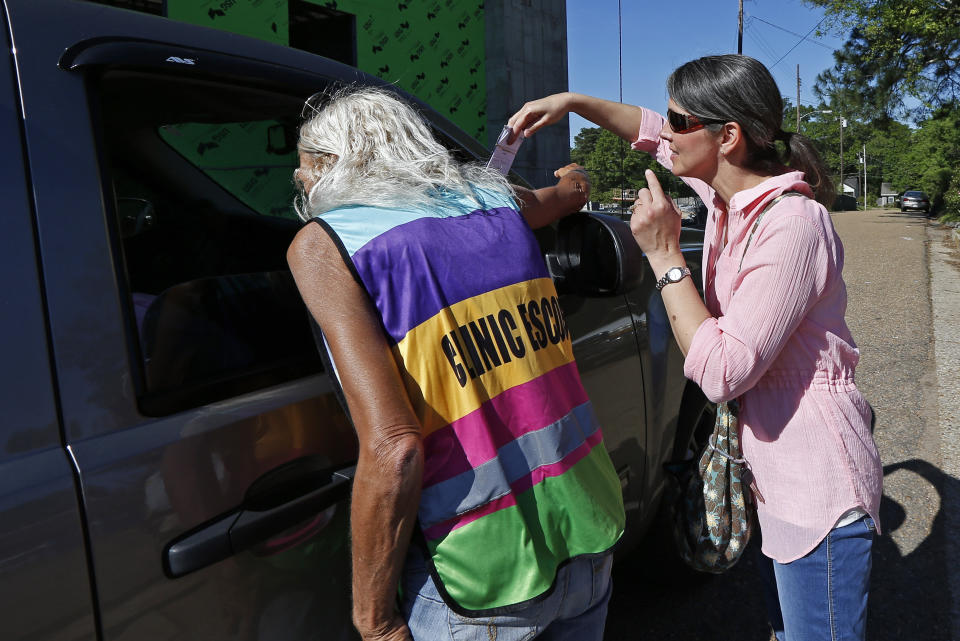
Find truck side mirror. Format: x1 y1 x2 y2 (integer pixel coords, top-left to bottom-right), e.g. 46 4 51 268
548 212 645 296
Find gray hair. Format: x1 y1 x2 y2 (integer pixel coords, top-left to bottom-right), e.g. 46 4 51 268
668 54 835 207
294 86 514 220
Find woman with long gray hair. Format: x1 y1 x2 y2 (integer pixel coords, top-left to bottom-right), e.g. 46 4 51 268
510 54 882 641
289 86 625 641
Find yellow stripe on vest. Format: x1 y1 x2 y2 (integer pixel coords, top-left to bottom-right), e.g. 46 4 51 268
395 277 575 435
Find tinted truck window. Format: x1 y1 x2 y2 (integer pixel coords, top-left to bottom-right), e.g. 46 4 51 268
95 71 321 414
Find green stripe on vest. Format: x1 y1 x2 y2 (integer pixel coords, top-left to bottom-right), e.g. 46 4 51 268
427 443 625 610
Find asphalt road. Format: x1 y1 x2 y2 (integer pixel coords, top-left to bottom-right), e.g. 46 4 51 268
604 210 960 641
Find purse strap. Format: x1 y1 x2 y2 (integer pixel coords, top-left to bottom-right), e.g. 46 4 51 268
726 191 806 424
737 191 807 272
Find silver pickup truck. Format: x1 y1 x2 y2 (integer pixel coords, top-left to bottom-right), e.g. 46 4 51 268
0 1 708 639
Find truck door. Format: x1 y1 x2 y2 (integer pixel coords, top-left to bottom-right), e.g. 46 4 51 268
0 8 96 639
7 1 361 638
533 220 650 530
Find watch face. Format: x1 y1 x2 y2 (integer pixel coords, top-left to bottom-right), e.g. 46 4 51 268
667 267 683 280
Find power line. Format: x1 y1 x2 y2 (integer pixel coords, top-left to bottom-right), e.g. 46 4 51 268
747 15 833 50
770 15 829 69
746 26 781 62
744 20 776 59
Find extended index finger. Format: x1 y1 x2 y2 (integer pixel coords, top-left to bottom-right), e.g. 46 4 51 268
644 169 668 203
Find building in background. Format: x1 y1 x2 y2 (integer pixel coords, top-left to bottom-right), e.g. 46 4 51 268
88 0 570 188
879 182 897 207
843 176 860 197
483 1 569 187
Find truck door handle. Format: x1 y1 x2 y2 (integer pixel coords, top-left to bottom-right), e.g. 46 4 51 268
163 460 355 578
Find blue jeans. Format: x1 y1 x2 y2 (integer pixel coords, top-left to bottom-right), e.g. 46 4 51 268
757 516 876 641
399 545 613 641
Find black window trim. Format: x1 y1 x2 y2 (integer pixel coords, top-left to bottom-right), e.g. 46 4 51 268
59 36 495 165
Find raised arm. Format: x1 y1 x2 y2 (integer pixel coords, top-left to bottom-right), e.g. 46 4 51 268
508 92 646 143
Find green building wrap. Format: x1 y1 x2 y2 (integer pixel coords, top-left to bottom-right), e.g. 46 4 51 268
331 0 487 143
167 0 487 144
167 0 290 46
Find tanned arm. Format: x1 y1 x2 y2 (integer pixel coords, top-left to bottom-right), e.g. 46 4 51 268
514 163 591 229
288 223 423 641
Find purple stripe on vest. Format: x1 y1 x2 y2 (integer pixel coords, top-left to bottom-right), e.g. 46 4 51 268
421 430 605 541
351 207 548 343
422 362 588 488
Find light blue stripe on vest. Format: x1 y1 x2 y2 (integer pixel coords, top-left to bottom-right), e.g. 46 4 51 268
317 187 517 256
417 402 599 529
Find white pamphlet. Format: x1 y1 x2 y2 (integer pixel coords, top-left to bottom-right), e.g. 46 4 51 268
487 125 523 175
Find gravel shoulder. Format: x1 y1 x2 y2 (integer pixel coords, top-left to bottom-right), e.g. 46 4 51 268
834 210 950 640
929 221 960 641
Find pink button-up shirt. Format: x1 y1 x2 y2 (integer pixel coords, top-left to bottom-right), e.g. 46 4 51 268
633 108 883 562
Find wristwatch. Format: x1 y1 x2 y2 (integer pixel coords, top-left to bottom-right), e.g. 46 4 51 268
655 266 691 291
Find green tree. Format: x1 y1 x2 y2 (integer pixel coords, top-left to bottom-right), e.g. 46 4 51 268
804 0 960 119
864 121 911 185
899 107 960 210
942 167 960 221
570 127 602 167
834 105 960 212
783 99 858 194
570 126 696 206
586 128 646 194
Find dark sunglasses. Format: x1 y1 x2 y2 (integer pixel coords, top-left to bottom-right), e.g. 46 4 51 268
667 108 724 134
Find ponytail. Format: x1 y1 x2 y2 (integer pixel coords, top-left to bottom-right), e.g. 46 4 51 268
777 130 836 209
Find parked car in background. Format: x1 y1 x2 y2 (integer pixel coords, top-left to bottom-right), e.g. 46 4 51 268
678 200 708 229
1 1 707 639
900 190 931 213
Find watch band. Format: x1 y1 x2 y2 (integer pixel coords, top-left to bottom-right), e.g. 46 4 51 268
655 266 691 291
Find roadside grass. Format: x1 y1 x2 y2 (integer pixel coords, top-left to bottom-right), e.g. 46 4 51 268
937 211 960 224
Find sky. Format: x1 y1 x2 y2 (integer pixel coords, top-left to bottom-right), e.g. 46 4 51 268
565 0 851 145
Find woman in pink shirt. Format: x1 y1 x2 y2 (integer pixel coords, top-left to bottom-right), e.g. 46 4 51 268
510 54 883 641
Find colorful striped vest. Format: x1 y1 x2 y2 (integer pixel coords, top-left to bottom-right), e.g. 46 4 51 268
314 186 624 613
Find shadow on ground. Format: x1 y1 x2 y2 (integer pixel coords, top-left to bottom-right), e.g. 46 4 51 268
603 459 955 640
869 459 955 641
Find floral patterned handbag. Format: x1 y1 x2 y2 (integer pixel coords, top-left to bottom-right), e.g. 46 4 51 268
665 399 753 573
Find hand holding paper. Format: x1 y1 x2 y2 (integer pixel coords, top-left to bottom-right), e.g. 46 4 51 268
487 125 524 175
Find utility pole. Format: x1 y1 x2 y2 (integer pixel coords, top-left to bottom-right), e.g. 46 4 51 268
738 0 743 54
862 143 867 210
796 65 801 131
839 118 845 196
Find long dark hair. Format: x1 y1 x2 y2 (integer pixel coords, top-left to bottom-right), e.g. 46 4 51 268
667 54 836 208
